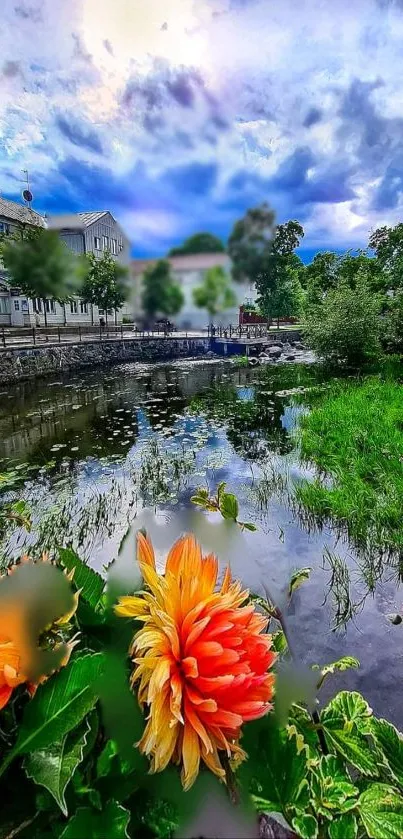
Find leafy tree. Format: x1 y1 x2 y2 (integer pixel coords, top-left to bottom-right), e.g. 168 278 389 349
369 223 403 290
141 259 184 324
256 222 305 322
228 203 277 285
192 266 237 318
82 251 129 325
1 228 87 326
169 232 225 256
382 290 403 354
302 274 382 365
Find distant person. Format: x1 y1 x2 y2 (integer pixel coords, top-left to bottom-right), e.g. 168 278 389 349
34 312 40 328
99 317 105 328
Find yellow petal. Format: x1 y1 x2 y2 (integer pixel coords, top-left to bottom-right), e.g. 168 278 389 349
115 595 150 618
181 724 201 790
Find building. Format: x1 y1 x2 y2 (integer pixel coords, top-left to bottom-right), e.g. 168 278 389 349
0 201 133 327
0 197 46 326
132 252 255 330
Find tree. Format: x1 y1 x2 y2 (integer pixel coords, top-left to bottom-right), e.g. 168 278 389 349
169 232 225 256
382 290 403 354
302 274 382 366
192 266 237 318
228 203 276 285
369 223 403 291
82 251 129 325
1 228 87 325
141 259 184 324
254 221 305 323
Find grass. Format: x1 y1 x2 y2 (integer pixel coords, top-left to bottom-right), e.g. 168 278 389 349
296 376 403 556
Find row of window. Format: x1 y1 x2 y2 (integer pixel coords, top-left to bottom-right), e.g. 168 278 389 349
33 299 89 315
93 235 119 255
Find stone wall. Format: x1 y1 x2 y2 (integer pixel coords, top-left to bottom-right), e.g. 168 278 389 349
0 337 211 385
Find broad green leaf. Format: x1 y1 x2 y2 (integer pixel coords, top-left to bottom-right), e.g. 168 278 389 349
241 521 258 532
320 725 378 777
288 705 321 759
322 691 372 734
317 657 360 689
24 719 89 816
292 813 318 839
7 654 104 763
58 547 104 610
310 755 358 818
328 812 357 839
371 717 403 788
97 740 118 778
359 784 403 839
288 567 311 598
241 716 309 815
60 799 130 838
220 492 239 520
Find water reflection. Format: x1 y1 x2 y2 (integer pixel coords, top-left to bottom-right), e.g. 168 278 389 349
1 360 403 724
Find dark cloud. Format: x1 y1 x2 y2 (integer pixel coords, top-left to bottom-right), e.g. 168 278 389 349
166 72 197 108
303 107 322 128
372 160 403 210
14 4 42 22
103 39 114 56
271 147 316 190
56 115 103 154
2 61 21 78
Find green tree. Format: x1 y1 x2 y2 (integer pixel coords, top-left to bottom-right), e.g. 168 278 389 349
255 222 305 323
192 266 237 318
369 223 403 290
302 274 382 366
169 232 225 256
228 203 277 285
82 251 129 325
1 228 87 326
141 259 184 325
382 290 403 354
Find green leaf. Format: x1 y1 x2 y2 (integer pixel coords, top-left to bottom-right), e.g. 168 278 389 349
292 813 318 839
241 521 258 532
328 812 357 839
219 492 239 520
97 740 118 778
287 705 321 759
272 630 288 655
359 784 403 838
317 657 360 689
216 481 227 500
24 719 90 816
288 567 311 598
322 691 373 734
6 654 104 764
58 547 104 610
310 755 358 817
59 799 130 838
371 717 403 788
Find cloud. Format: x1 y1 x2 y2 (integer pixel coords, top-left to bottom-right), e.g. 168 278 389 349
1 0 403 256
55 115 103 154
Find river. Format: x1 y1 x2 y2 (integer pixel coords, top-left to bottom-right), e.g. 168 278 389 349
0 359 402 725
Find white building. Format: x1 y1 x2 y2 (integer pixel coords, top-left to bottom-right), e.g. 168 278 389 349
132 252 255 330
0 200 133 326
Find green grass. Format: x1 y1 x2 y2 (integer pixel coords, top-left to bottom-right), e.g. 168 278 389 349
296 376 403 555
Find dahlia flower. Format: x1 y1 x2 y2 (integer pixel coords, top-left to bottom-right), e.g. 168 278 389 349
116 533 276 789
0 554 79 710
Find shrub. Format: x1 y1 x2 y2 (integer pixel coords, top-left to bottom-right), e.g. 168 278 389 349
302 275 382 366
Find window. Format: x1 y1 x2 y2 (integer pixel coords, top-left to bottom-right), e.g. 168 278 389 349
0 222 10 235
34 298 42 313
70 300 78 314
0 297 9 314
80 301 88 314
21 299 28 313
94 236 101 250
14 300 20 311
102 235 109 250
98 308 104 315
45 299 56 314
110 238 117 255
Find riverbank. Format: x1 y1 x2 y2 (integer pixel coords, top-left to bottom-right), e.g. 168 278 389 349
296 375 403 556
0 330 303 384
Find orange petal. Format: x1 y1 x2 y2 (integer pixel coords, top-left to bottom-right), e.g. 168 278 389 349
137 531 156 569
0 684 13 710
182 656 198 678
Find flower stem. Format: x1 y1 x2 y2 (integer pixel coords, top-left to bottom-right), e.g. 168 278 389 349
222 753 240 806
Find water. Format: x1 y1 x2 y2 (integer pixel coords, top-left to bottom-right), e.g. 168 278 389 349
1 359 402 726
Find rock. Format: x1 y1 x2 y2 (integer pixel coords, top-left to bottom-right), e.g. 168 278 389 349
285 353 296 360
266 346 282 358
293 341 305 350
249 356 259 366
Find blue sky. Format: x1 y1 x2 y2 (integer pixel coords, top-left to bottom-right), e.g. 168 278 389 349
1 0 403 258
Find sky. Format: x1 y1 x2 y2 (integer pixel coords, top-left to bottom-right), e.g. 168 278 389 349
1 0 403 258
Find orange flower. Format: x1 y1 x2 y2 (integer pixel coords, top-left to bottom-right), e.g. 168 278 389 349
0 554 80 710
116 533 276 789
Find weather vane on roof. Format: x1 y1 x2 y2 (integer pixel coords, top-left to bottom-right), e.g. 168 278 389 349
21 169 33 208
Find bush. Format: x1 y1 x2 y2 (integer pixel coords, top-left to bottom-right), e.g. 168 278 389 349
382 291 403 355
302 276 382 366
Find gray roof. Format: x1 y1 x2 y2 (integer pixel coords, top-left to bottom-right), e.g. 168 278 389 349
77 211 109 227
0 196 45 227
